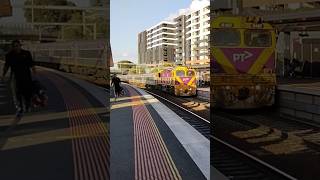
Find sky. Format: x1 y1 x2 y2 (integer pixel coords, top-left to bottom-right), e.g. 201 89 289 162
110 0 210 64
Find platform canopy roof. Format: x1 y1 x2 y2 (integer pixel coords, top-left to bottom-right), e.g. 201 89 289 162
243 0 320 7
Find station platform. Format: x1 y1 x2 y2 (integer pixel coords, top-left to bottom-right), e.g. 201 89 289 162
276 78 320 124
110 84 212 180
197 88 210 102
277 78 320 96
0 66 109 180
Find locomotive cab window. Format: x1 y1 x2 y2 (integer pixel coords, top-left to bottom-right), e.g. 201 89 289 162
244 30 271 47
212 29 240 46
187 70 195 76
176 70 185 77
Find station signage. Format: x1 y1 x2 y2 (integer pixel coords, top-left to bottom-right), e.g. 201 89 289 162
0 0 12 17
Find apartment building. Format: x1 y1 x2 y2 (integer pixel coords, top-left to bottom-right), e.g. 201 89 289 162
139 21 177 64
174 15 187 64
138 31 147 64
185 5 210 65
138 4 210 65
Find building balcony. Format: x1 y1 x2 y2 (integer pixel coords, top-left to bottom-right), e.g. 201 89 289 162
176 25 184 31
193 39 209 44
175 49 183 53
193 45 208 50
197 52 210 56
186 59 210 65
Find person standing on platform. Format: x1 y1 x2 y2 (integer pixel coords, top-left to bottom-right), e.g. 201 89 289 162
1 40 36 117
111 74 123 99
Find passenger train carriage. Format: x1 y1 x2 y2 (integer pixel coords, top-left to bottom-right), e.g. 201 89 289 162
211 16 277 109
23 39 109 76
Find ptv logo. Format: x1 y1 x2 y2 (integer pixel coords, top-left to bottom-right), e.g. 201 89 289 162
182 77 191 84
233 51 253 62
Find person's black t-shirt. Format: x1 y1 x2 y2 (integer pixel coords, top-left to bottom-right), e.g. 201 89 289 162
112 77 121 92
5 49 34 90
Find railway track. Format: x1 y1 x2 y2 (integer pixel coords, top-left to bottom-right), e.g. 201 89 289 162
143 88 297 180
212 138 296 180
214 109 320 152
145 90 211 138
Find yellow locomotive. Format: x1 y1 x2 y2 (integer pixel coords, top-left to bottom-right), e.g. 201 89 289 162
154 66 197 96
212 16 277 109
122 65 197 97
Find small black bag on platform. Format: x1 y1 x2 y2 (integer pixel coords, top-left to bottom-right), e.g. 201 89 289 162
31 80 48 108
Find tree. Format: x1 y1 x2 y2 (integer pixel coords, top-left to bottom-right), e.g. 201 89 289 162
128 66 146 74
151 67 161 73
117 60 134 68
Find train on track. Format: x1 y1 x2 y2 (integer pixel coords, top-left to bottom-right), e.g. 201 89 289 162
212 16 277 109
121 65 197 97
22 40 110 85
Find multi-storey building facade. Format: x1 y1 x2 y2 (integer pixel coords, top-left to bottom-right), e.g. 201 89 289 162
174 15 187 64
147 21 177 64
138 4 210 65
139 21 177 64
138 31 147 64
185 5 210 65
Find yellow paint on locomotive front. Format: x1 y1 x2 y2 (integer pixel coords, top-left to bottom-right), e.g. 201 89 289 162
212 16 276 75
156 66 197 97
211 16 277 109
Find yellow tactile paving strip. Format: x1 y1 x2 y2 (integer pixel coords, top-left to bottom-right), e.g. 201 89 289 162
127 85 182 180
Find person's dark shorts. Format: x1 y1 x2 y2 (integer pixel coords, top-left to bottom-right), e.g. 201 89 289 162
115 86 123 93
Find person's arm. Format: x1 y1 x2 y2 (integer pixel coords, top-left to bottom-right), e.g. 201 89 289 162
27 51 36 75
1 54 10 81
111 78 114 87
